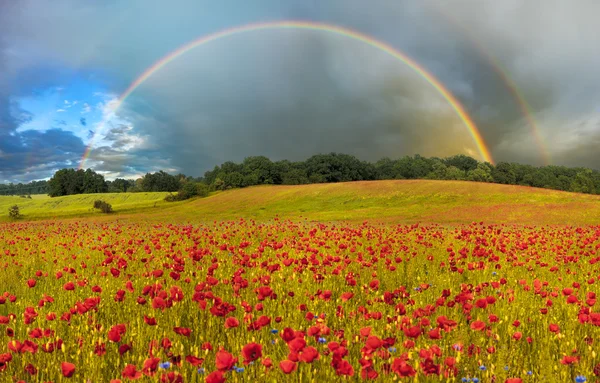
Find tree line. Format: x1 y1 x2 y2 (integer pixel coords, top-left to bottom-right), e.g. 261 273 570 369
202 153 600 194
2 153 600 198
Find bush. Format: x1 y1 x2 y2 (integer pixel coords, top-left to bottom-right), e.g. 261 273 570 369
8 205 21 219
164 182 210 202
93 200 113 214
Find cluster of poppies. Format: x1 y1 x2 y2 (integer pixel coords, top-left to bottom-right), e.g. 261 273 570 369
0 219 599 381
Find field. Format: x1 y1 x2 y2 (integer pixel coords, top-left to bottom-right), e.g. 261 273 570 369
0 192 172 222
3 180 600 225
1 181 600 382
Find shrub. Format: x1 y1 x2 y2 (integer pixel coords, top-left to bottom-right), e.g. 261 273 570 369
8 205 21 219
93 200 113 214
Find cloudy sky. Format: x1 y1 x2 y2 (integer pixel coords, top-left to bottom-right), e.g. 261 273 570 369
1 0 599 182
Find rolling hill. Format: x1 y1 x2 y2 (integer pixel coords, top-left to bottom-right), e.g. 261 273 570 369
3 180 597 225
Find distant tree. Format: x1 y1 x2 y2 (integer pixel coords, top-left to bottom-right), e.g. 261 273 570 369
467 163 493 182
570 170 596 194
374 157 399 180
48 168 106 197
444 154 479 172
491 162 517 185
141 171 181 192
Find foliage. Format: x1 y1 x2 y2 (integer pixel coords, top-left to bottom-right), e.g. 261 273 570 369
140 171 181 192
201 153 600 195
165 182 210 202
92 200 113 213
0 180 48 196
48 168 108 197
8 205 20 219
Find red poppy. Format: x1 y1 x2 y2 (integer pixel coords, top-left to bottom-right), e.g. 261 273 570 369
224 317 239 328
205 371 225 383
122 364 142 380
173 327 191 337
185 355 204 366
279 360 297 374
61 362 76 378
215 349 237 371
242 342 262 364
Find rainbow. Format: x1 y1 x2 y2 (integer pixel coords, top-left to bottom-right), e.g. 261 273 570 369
80 20 494 169
425 4 550 165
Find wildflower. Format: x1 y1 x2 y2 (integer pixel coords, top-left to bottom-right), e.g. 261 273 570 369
318 337 327 343
575 376 586 383
159 361 170 369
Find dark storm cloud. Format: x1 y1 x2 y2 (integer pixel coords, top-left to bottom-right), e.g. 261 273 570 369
0 129 87 183
1 0 600 181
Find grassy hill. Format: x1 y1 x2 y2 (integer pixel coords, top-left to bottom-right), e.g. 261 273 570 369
137 180 600 225
0 192 171 222
2 180 600 225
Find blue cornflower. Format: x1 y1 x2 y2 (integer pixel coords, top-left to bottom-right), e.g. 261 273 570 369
271 340 276 344
575 376 587 383
159 362 171 369
473 378 480 383
462 378 470 383
197 368 205 374
388 347 397 353
235 367 245 373
479 365 486 371
492 271 497 276
527 371 533 376
318 337 327 343
414 287 421 291
270 329 279 334
504 366 509 371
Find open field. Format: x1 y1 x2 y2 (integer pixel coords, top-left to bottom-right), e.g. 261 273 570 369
0 219 599 381
144 180 600 226
3 180 600 225
0 192 172 222
1 181 600 381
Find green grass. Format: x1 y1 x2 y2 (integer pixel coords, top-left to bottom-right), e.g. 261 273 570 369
130 180 600 225
3 180 600 225
0 192 171 222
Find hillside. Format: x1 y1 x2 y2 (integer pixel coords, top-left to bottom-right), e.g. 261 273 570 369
139 180 600 225
0 192 171 221
2 180 600 225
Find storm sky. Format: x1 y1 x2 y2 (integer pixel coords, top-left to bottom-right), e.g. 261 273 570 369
1 0 599 182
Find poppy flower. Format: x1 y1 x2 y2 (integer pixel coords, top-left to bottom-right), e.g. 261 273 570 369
205 370 225 383
215 349 237 371
61 362 76 378
122 364 142 380
242 342 262 364
173 327 191 337
279 360 297 374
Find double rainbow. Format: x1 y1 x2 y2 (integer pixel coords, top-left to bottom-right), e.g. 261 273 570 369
79 21 494 169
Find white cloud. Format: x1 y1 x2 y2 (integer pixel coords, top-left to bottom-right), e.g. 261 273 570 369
81 102 91 114
56 108 66 112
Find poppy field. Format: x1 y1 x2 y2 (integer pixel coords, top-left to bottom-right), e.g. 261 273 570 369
1 219 600 382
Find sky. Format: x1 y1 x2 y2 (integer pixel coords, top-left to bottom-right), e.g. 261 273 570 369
1 0 599 183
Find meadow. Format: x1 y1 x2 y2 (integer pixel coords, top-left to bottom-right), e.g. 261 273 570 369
1 181 599 382
0 192 172 222
3 180 600 225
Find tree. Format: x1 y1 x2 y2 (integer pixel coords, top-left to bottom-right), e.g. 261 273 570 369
48 168 107 197
444 154 479 172
467 163 493 182
491 162 517 185
570 170 596 194
141 171 181 192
